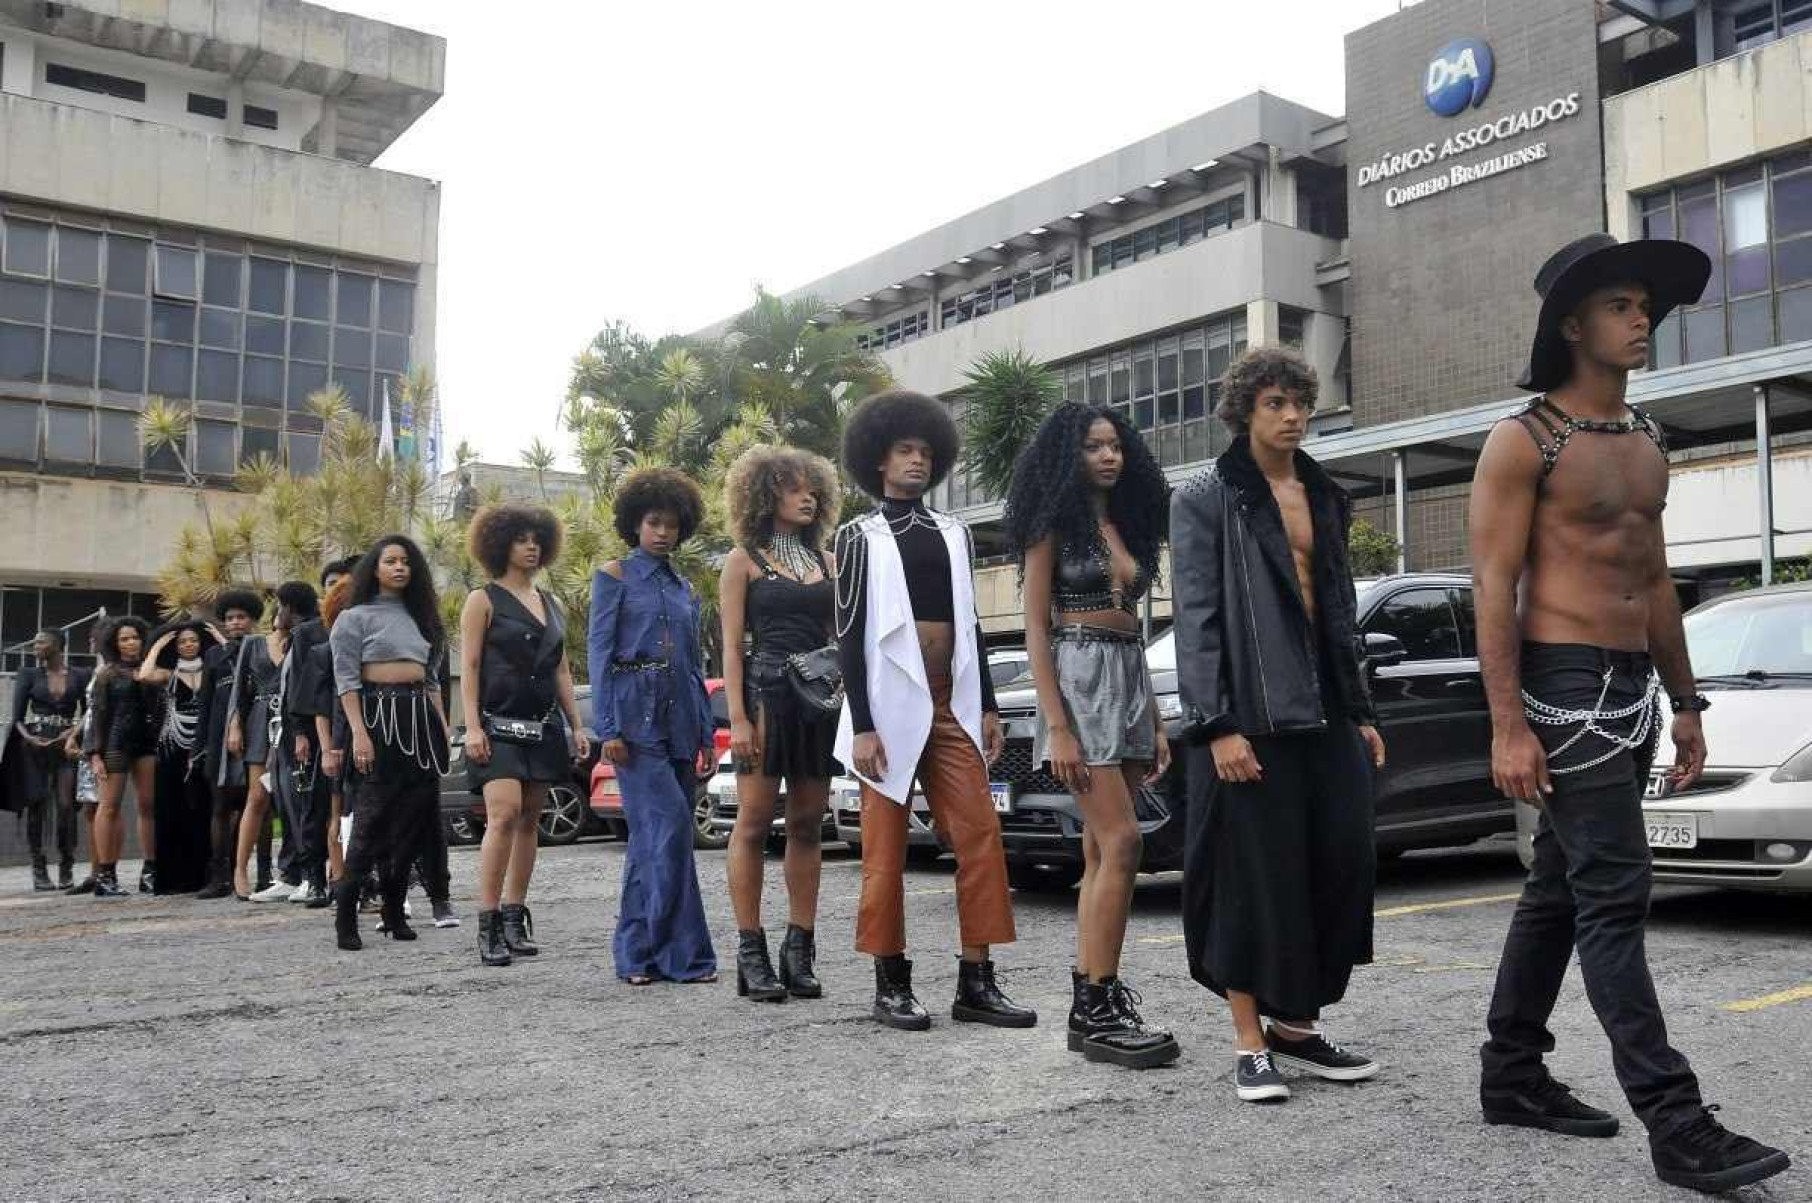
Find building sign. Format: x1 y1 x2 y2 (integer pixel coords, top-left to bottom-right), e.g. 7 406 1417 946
1424 38 1495 116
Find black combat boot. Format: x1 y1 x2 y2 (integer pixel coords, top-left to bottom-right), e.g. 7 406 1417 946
1067 974 1180 1069
778 924 822 999
31 856 54 892
736 929 787 1002
476 910 512 967
872 954 931 1031
951 957 1037 1028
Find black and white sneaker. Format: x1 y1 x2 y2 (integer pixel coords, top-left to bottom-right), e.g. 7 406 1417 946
1235 1050 1290 1103
1266 1025 1379 1081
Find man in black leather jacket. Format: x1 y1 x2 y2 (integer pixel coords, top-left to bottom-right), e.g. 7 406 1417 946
1170 346 1387 1105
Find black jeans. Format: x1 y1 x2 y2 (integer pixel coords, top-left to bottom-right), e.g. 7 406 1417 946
24 747 78 871
275 730 331 891
338 686 444 914
1481 643 1703 1137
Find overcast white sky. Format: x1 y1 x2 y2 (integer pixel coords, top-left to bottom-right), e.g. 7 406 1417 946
342 0 1406 468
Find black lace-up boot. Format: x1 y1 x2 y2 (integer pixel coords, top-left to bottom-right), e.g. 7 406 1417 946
872 954 930 1031
951 957 1036 1028
736 929 786 1002
778 925 821 998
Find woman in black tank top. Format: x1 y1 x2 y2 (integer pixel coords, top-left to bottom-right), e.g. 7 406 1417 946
718 446 842 1002
459 505 590 968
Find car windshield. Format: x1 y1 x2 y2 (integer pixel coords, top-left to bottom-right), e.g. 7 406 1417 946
1686 591 1812 683
989 653 1033 690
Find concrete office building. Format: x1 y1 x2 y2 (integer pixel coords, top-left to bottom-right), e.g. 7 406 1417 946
0 0 442 670
719 0 1810 639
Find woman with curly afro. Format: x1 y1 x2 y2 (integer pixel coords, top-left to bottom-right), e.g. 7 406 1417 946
460 504 590 967
82 616 157 897
718 445 841 1001
1005 402 1178 1069
137 616 225 894
590 467 718 985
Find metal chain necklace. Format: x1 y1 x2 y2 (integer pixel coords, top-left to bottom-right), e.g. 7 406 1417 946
766 530 820 580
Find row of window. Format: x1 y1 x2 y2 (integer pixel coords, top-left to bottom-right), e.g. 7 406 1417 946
1732 1 1812 54
0 398 325 480
1090 195 1247 277
856 310 929 352
940 258 1075 329
1642 148 1812 366
42 62 279 129
0 584 163 673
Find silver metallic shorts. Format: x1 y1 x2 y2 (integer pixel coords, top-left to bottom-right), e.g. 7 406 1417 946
1034 626 1156 768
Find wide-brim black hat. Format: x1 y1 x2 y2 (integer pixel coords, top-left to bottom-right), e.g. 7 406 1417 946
1518 234 1711 393
151 616 223 669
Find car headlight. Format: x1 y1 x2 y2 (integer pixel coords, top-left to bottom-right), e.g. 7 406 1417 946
1772 740 1812 783
1156 694 1183 721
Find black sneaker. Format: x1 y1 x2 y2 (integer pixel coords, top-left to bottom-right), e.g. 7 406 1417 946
1266 1025 1379 1082
1651 1106 1790 1193
1482 1075 1619 1138
1235 1050 1290 1103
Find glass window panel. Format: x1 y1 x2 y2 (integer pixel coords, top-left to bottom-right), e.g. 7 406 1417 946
195 420 235 476
98 338 144 393
287 360 329 411
1183 419 1208 464
151 299 195 343
287 431 320 475
1182 383 1206 421
1032 272 1052 296
1729 295 1774 353
1158 426 1180 467
153 245 198 299
1773 170 1812 242
1134 227 1157 261
1110 357 1130 404
248 258 287 314
375 332 409 373
1724 183 1768 250
1087 360 1108 405
47 331 95 385
1366 589 1461 660
103 293 146 337
292 266 330 320
1133 354 1154 398
1683 306 1726 362
240 424 278 466
95 410 139 468
1775 148 1812 176
1157 219 1180 254
377 280 414 334
1181 343 1204 386
1180 210 1205 244
289 320 329 361
1112 240 1132 270
196 349 238 401
199 307 241 350
44 406 91 462
147 343 192 399
1207 341 1231 383
1093 244 1112 275
1158 391 1180 426
0 324 46 381
1157 344 1179 392
202 253 242 307
1651 311 1683 369
335 274 373 327
0 399 39 458
55 228 102 285
242 355 283 407
245 315 284 356
0 278 47 323
146 437 185 476
1643 206 1675 240
5 220 51 276
1778 286 1812 343
106 236 149 295
1728 245 1771 296
51 286 99 331
1132 396 1153 431
1012 277 1032 304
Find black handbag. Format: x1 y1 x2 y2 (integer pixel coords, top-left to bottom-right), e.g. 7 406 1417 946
483 713 547 745
784 646 844 715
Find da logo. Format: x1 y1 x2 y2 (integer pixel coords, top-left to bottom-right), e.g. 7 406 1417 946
1424 38 1494 117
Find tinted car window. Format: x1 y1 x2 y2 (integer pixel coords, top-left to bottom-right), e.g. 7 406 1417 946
1367 588 1462 661
1452 587 1478 657
710 685 731 729
989 653 1032 690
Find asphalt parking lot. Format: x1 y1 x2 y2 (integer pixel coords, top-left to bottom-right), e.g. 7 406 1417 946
1 837 1806 1202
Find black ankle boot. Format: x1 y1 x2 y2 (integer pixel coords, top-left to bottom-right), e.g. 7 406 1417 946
737 929 787 1002
1068 975 1180 1069
381 883 417 941
334 879 363 951
58 859 75 890
952 957 1037 1028
31 859 54 892
778 924 822 999
872 954 930 1030
500 903 539 956
477 910 512 967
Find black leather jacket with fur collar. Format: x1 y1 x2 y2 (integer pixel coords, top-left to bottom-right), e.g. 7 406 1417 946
1169 435 1376 743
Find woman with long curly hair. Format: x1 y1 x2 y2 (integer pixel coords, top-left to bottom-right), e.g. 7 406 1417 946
590 467 718 986
82 616 157 898
718 445 841 1002
1005 402 1178 1069
329 535 449 951
460 504 590 967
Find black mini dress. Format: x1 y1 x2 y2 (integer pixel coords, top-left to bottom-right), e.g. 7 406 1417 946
742 551 839 781
467 584 573 792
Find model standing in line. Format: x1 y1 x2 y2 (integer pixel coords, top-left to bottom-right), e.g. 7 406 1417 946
834 390 1034 1033
195 589 262 900
61 624 106 895
1471 234 1788 1193
330 535 450 951
1171 347 1387 1103
719 445 842 1002
590 468 719 986
1006 403 1177 1069
461 504 589 967
83 616 159 898
2 631 89 891
270 581 333 907
293 559 354 902
229 599 289 902
313 568 356 895
137 618 222 895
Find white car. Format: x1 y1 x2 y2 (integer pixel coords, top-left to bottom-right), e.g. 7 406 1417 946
1516 580 1812 893
703 748 849 846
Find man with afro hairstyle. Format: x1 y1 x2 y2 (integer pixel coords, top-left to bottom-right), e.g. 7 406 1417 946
833 389 1033 1033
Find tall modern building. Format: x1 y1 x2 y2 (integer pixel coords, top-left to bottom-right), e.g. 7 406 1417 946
707 0 1809 641
0 0 442 668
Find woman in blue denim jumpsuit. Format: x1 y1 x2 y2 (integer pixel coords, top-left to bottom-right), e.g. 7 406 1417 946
591 468 718 985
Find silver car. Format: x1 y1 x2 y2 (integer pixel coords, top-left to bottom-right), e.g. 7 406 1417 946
1516 580 1812 893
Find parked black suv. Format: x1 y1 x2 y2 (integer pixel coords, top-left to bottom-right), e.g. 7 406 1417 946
438 685 608 847
989 573 1504 889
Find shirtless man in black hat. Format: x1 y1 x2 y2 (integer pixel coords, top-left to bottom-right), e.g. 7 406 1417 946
1471 233 1789 1194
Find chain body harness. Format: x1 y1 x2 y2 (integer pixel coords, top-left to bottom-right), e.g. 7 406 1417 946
359 686 450 776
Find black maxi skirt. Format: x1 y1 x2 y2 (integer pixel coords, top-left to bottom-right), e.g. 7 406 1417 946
154 746 213 893
1181 724 1376 1019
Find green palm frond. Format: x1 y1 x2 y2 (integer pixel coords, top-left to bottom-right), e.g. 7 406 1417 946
957 349 1063 500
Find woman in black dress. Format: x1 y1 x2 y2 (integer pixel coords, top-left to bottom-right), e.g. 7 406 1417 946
228 606 288 901
719 445 842 1001
138 618 223 895
83 616 157 898
3 630 89 891
459 505 589 966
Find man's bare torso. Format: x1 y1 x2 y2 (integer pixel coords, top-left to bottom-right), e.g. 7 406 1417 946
1271 477 1319 622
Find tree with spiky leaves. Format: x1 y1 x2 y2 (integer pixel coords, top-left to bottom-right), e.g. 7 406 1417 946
957 349 1065 502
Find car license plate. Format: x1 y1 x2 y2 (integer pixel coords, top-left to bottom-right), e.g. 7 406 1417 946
1645 811 1698 850
990 782 1014 815
1644 770 1671 801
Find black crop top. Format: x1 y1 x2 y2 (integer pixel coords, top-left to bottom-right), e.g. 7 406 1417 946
1052 533 1149 616
747 551 834 656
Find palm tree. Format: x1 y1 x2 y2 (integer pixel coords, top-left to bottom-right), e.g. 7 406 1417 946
521 437 557 500
724 287 891 456
957 349 1064 501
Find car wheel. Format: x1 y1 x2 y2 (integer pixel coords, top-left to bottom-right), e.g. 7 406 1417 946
604 817 629 842
1007 861 1083 892
693 788 731 851
537 784 585 846
445 812 483 846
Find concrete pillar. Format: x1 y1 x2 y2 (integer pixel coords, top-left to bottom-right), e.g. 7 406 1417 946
1264 149 1298 227
1246 299 1279 347
316 99 339 158
1695 3 1716 67
1303 312 1348 409
1756 384 1775 584
226 79 245 139
2 35 38 97
1393 450 1409 573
